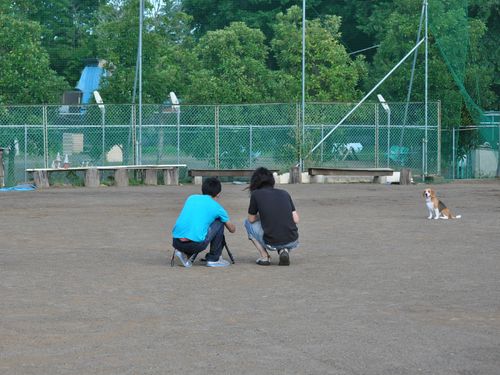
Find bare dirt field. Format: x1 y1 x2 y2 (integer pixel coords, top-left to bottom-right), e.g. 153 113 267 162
1 180 500 375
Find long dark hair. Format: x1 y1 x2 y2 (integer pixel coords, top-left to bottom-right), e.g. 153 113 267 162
249 167 275 191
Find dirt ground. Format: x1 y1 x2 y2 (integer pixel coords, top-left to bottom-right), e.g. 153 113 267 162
1 180 500 375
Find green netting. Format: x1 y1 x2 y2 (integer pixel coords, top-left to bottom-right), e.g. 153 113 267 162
429 0 484 123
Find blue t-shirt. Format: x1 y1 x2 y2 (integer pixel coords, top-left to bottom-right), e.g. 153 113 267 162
172 195 230 242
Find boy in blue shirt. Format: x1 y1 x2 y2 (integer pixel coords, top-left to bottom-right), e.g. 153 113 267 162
172 177 236 267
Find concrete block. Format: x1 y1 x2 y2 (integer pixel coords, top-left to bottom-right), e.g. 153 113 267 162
301 172 310 184
311 175 325 184
279 173 290 184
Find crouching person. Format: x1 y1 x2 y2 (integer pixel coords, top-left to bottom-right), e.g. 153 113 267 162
172 177 236 268
244 167 299 266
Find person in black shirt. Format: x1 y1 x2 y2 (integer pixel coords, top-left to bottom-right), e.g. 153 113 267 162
244 167 299 266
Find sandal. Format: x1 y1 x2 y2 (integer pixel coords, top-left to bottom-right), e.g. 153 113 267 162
256 256 271 266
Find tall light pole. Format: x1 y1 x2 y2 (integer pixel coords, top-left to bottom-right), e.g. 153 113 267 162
300 0 306 171
424 0 428 176
138 0 144 165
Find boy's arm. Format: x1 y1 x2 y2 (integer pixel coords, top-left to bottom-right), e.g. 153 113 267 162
292 211 299 224
225 221 236 233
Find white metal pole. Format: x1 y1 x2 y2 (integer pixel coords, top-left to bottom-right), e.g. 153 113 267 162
452 127 456 179
424 0 428 176
138 0 143 165
387 110 391 167
300 0 306 171
177 110 180 165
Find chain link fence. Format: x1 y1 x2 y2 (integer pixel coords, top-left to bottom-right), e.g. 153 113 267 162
442 125 500 179
1 102 439 186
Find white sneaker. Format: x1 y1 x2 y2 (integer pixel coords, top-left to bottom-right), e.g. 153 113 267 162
175 250 192 268
206 256 230 267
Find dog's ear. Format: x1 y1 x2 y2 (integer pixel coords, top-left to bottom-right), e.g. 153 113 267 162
429 189 435 198
422 190 427 197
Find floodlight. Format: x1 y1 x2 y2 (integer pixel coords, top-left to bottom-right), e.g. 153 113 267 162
377 94 390 112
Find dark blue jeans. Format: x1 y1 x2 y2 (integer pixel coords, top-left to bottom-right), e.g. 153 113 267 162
172 220 224 262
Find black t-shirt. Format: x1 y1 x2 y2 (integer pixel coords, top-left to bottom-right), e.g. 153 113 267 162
248 187 298 245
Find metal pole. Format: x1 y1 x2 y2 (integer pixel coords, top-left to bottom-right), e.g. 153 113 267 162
375 104 379 168
422 138 426 181
400 0 426 153
138 0 143 165
452 127 456 179
497 121 500 178
306 39 425 159
102 109 105 165
387 110 391 168
300 0 306 171
249 123 253 168
320 125 324 163
177 110 180 165
424 0 429 176
24 124 27 182
43 105 48 168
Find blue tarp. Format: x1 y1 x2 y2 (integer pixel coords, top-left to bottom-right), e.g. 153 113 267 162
76 66 105 104
0 184 36 192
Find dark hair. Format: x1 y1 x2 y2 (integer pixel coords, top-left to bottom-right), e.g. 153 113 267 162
249 167 275 191
202 177 222 197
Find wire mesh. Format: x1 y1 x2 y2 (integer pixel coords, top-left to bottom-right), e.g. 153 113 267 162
0 102 440 186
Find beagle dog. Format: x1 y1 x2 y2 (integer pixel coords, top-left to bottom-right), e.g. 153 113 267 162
423 188 461 219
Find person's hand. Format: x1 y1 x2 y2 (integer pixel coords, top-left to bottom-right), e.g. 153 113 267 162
225 221 236 233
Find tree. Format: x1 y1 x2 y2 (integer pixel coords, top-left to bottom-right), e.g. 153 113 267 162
4 0 101 86
185 22 276 104
0 14 69 104
271 6 367 102
95 0 173 103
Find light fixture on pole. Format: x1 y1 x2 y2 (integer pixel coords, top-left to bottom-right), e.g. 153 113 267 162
377 94 391 167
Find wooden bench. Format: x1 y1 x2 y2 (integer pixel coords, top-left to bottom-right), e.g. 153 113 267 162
188 169 279 184
308 167 394 183
26 164 186 188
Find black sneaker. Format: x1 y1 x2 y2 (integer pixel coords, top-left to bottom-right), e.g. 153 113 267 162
278 249 290 266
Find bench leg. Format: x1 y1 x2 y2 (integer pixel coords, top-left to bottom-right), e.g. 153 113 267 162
144 169 158 185
114 169 129 187
34 170 50 188
163 168 179 185
85 168 100 187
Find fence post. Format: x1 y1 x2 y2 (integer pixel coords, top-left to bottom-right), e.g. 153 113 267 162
0 148 4 187
24 123 28 182
437 100 441 176
101 107 105 165
43 105 48 168
320 125 324 163
375 103 379 168
176 109 180 165
131 105 137 165
452 127 456 180
249 122 253 168
214 105 220 169
422 138 427 181
497 121 500 178
296 103 301 170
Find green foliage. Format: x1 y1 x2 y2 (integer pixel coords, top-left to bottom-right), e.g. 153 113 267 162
0 0 497 133
0 14 69 104
271 6 367 102
186 22 274 104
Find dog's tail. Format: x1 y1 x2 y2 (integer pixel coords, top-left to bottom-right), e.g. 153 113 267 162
450 213 462 219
